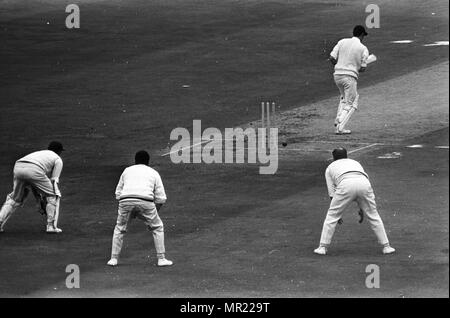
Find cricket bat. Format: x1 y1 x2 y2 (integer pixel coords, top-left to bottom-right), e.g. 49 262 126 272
366 54 377 65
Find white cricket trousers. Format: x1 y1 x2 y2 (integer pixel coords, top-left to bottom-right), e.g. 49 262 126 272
111 199 165 259
334 74 359 130
319 174 389 246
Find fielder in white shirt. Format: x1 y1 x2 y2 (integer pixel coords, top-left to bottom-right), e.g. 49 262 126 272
107 150 173 267
314 148 395 255
0 141 64 233
329 25 370 135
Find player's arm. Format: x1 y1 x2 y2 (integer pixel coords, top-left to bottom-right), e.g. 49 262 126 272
325 168 335 198
153 172 167 212
51 158 63 195
51 158 63 183
359 47 369 72
115 171 125 200
329 41 340 65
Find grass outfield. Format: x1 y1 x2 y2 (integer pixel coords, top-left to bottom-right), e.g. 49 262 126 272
0 0 448 297
0 0 448 162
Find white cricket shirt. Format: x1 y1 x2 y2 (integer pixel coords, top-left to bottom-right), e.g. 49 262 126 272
330 37 369 79
115 164 167 204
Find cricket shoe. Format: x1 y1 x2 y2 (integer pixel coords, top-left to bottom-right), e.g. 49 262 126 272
335 129 351 135
46 224 62 233
157 258 173 267
382 246 396 255
313 246 327 255
107 258 118 266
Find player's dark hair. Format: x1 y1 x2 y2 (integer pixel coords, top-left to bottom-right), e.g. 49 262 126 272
48 141 64 154
332 148 348 161
353 25 368 37
135 150 150 165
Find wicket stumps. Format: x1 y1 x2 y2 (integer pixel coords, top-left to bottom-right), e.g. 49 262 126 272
261 101 276 148
261 101 276 129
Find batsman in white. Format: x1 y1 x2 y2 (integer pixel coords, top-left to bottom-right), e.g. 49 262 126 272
314 148 395 255
107 150 173 267
329 25 370 135
0 141 64 233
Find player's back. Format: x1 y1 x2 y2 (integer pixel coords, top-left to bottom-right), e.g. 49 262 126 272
116 164 166 203
18 150 61 175
332 37 368 78
122 164 159 192
327 158 367 180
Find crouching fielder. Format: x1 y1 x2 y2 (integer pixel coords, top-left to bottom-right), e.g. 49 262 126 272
314 148 395 255
0 141 64 233
107 150 173 267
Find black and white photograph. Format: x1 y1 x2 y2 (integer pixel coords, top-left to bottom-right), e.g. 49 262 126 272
0 0 448 301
